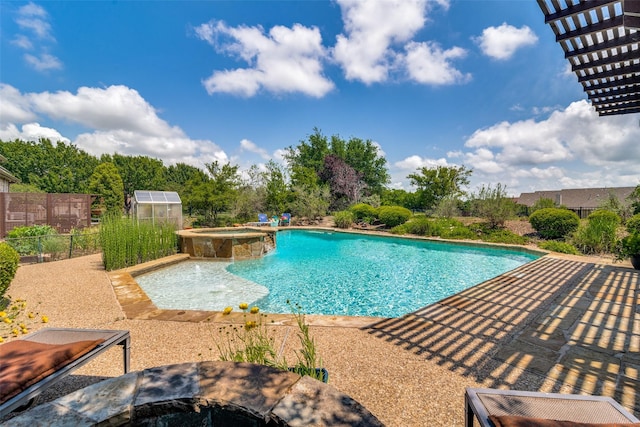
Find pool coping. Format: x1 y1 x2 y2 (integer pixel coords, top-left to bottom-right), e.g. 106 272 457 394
107 228 546 328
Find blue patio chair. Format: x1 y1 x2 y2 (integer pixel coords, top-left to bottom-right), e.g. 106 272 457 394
246 213 270 227
279 213 291 226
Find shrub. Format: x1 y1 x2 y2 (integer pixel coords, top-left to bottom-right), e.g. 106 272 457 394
539 241 580 255
401 217 437 236
377 206 412 228
468 223 527 244
440 226 478 240
530 198 556 214
529 208 580 239
349 203 378 222
615 233 640 260
571 210 620 255
6 225 58 255
0 243 19 299
333 211 354 229
625 214 640 234
471 183 517 228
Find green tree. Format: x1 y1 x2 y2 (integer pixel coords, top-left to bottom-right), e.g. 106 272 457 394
263 160 288 214
0 139 98 193
104 153 167 195
629 185 640 215
408 165 471 211
88 162 125 214
471 183 517 228
290 185 330 219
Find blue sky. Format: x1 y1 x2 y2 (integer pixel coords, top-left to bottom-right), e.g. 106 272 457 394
1 0 639 196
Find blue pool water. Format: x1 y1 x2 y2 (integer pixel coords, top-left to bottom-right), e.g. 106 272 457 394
136 230 539 317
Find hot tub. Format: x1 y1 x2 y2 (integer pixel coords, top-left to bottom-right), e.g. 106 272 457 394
177 227 276 260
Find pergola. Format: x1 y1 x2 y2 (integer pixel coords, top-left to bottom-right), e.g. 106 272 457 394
537 0 640 116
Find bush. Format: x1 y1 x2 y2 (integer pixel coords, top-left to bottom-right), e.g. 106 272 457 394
401 217 437 236
530 198 556 214
539 241 580 255
0 243 20 299
377 206 412 228
529 208 580 239
333 211 354 229
468 223 526 244
625 214 640 234
349 203 378 222
440 226 478 240
471 183 517 228
571 210 621 255
615 232 640 260
6 225 58 255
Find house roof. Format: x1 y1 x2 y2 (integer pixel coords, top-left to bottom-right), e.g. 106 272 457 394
517 186 636 208
536 0 640 116
133 190 181 204
0 165 19 184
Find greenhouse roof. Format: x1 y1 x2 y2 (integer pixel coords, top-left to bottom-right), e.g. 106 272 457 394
133 190 181 204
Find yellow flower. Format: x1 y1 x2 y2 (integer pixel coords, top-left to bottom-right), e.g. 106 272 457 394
21 328 28 334
222 306 233 315
28 312 35 319
3 317 12 324
238 302 249 310
19 323 26 329
0 311 6 318
41 315 49 323
244 320 257 330
250 306 259 314
12 328 19 336
0 336 4 343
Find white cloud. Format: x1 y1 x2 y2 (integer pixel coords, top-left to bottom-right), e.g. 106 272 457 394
0 122 69 144
459 100 640 193
195 21 334 97
24 52 62 71
474 23 538 60
0 84 229 168
403 41 470 85
332 0 466 86
12 2 61 72
394 155 451 171
0 83 37 123
239 139 271 160
333 0 429 83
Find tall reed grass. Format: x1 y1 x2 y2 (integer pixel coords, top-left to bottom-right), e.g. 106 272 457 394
100 214 178 270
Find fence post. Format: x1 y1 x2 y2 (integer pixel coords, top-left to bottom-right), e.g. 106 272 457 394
69 234 74 259
37 236 43 263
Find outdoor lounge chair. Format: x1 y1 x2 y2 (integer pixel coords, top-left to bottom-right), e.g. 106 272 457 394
246 213 270 226
465 388 640 427
0 327 130 417
279 213 291 226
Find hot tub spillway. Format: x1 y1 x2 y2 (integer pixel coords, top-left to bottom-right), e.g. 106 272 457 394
177 227 277 260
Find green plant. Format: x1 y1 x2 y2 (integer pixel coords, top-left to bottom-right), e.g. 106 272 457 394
571 209 620 255
625 214 640 234
399 217 435 236
6 225 58 255
530 197 556 213
100 214 177 270
349 203 378 221
615 233 640 261
215 302 324 382
471 183 517 228
333 210 354 229
377 205 412 228
467 223 526 244
538 241 580 255
529 208 580 239
0 243 19 299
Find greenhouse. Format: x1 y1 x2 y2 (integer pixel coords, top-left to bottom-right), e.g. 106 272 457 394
132 190 182 228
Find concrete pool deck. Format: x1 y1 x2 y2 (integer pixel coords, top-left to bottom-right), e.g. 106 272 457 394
2 251 639 426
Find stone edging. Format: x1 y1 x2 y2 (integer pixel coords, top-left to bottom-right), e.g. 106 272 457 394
5 361 384 426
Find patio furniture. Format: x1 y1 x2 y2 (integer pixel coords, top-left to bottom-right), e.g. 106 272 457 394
0 328 130 417
279 213 291 226
246 213 270 226
465 388 640 427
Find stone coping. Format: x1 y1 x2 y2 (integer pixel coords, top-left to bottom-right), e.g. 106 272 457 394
5 362 384 427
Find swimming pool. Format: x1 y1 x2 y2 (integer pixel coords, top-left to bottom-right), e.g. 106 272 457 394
135 229 540 317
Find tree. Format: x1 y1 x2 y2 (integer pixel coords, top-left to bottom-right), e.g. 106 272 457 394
408 165 471 211
104 153 167 196
263 160 288 214
629 184 640 215
290 185 330 219
471 183 517 228
204 161 240 223
319 154 365 210
88 162 124 214
0 139 98 193
340 137 389 195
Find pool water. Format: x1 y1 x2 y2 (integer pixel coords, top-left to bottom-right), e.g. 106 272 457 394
136 230 539 317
